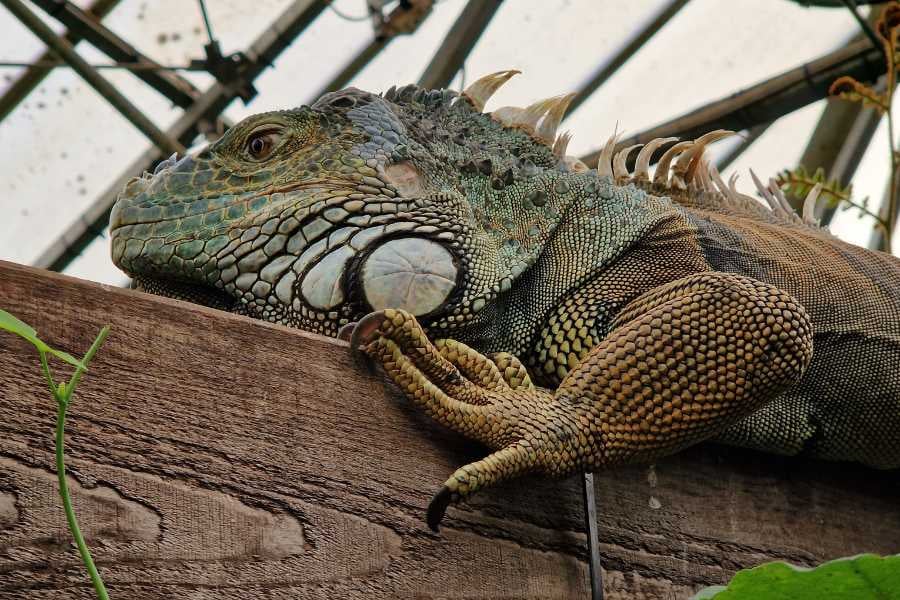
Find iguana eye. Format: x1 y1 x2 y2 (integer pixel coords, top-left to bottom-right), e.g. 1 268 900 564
245 128 281 161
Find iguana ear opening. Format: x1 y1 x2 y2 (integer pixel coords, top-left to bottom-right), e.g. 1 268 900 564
381 161 426 197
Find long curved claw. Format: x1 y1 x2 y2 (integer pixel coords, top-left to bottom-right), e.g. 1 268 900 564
427 486 453 532
336 321 357 342
427 441 541 532
348 310 388 373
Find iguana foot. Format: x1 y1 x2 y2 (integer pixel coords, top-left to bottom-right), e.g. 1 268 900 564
350 308 557 529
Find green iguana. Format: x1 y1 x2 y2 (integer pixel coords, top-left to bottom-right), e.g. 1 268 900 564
109 70 900 530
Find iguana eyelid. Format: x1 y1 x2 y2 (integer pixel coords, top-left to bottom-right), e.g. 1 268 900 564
244 125 287 161
247 123 286 137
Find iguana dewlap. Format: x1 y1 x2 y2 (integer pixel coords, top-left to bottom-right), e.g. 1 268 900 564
109 70 900 529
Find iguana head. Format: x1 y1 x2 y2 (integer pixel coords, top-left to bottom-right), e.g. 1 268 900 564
110 71 589 337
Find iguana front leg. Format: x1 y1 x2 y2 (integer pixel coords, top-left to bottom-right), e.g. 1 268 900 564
354 272 814 530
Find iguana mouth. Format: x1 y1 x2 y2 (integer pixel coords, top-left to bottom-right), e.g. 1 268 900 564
131 275 236 313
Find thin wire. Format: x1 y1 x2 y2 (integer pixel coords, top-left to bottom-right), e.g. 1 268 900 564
328 0 402 22
840 0 882 49
328 3 370 22
197 0 216 44
0 60 205 72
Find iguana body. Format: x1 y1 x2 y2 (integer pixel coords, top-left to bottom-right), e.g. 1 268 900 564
109 71 900 528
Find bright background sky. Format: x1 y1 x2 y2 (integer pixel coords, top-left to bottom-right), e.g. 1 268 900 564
0 0 895 288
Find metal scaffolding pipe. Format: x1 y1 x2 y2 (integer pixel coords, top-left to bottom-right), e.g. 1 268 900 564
1 0 183 156
30 0 198 108
579 38 886 169
313 37 388 98
568 0 690 116
0 0 121 123
417 0 503 90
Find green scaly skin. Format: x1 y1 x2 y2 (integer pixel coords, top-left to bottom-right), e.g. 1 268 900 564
110 79 900 530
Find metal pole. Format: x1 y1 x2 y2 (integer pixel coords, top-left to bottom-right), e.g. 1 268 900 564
579 38 886 169
568 0 690 115
794 20 883 223
839 0 882 49
417 0 503 90
581 473 604 600
1 0 183 156
0 0 121 123
30 0 198 108
313 37 389 97
197 0 216 44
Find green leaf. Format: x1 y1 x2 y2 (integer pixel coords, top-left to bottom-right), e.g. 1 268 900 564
0 308 85 369
0 308 39 340
775 165 852 210
0 308 49 352
48 348 87 370
691 554 900 599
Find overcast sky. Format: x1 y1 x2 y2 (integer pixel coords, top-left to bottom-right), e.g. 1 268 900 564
0 0 894 286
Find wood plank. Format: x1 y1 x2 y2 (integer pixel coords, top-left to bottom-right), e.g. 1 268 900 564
0 259 897 599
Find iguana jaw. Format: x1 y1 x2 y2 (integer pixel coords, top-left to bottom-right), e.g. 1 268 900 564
129 275 236 312
108 146 377 333
109 155 475 335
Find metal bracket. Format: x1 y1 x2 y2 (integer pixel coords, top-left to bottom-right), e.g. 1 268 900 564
581 472 604 600
191 41 258 102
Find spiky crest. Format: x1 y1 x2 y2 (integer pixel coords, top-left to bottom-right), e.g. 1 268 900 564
390 69 830 235
589 129 829 234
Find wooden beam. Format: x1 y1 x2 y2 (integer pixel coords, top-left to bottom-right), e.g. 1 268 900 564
0 260 898 599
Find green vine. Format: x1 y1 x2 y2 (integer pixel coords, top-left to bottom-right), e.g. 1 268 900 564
0 309 111 600
825 2 900 251
775 165 854 206
775 165 892 235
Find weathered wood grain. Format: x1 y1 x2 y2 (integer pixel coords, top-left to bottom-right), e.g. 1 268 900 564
0 259 897 599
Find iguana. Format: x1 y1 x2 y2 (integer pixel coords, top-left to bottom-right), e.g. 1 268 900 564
109 70 900 530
